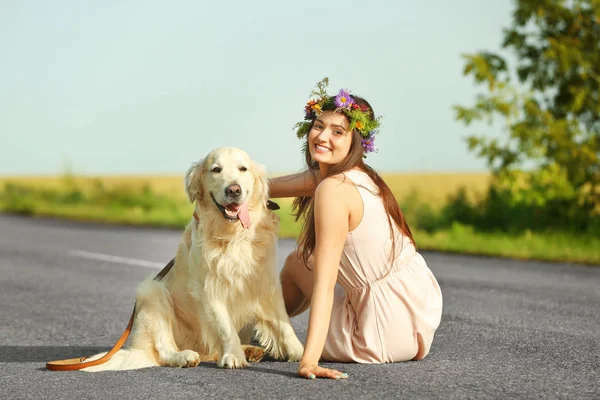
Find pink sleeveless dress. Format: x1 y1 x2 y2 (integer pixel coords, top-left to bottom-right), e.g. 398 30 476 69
321 169 443 363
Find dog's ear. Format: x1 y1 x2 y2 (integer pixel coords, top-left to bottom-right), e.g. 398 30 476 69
184 161 203 203
251 160 269 204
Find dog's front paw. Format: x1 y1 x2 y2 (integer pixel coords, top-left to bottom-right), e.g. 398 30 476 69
169 349 201 368
218 349 248 369
283 337 304 362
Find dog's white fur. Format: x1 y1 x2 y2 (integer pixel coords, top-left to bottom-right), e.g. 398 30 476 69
84 147 304 371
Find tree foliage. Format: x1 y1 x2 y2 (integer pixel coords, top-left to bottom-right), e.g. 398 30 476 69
455 0 599 230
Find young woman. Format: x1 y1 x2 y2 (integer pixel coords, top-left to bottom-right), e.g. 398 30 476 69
268 79 443 380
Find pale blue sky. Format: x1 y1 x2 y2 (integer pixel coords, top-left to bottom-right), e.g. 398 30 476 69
0 0 513 175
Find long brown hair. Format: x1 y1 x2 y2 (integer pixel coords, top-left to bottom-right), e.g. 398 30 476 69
292 96 415 266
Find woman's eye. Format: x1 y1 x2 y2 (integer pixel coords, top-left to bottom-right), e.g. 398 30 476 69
334 130 343 135
239 166 247 172
314 124 324 129
211 167 222 173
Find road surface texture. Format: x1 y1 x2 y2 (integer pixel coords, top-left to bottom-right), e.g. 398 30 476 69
1 214 598 399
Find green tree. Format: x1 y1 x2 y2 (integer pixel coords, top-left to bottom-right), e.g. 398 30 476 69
455 0 599 231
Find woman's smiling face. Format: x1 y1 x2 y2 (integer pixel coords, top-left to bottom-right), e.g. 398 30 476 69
308 111 352 172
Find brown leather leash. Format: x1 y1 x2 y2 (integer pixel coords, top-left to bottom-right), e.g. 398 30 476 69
46 257 176 371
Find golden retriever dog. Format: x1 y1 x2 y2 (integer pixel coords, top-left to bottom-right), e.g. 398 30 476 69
84 147 304 371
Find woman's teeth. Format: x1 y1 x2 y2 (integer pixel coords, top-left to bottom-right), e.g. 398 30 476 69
315 144 330 152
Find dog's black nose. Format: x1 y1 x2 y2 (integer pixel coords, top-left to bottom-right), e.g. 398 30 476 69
225 184 242 198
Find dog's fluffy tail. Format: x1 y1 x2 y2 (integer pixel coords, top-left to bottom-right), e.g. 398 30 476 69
81 349 158 372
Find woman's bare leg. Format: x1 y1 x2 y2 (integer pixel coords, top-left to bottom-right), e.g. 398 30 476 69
279 250 314 318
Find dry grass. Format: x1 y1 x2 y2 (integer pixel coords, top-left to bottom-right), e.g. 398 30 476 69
380 172 491 208
0 172 492 206
0 175 190 199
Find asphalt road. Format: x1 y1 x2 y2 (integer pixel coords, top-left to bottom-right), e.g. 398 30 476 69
0 214 599 399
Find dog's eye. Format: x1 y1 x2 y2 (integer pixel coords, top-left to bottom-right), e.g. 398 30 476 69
239 166 247 172
211 166 222 173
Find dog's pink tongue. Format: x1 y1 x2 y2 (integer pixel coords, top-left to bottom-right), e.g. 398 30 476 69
238 202 251 229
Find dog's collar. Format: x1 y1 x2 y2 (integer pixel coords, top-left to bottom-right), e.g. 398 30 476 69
192 200 279 225
266 200 280 210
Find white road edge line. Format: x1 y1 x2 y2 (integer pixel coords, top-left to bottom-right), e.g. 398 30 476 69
68 250 163 269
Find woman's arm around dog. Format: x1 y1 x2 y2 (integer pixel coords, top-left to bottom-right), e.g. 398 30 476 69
268 170 320 198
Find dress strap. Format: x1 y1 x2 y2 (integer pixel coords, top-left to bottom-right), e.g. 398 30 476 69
343 169 378 195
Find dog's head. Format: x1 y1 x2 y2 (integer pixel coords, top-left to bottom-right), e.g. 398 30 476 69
184 147 269 229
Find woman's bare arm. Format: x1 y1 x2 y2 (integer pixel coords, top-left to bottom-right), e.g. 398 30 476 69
297 177 351 380
267 170 319 198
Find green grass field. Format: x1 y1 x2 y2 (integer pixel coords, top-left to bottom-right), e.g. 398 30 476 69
1 173 597 265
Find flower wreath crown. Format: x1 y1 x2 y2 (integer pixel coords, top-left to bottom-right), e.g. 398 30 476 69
293 77 381 156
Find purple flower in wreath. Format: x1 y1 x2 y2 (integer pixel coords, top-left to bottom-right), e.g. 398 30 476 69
361 130 378 154
334 89 354 109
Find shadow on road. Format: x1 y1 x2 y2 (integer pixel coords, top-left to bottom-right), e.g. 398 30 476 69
195 361 298 378
1 346 298 378
0 346 109 362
